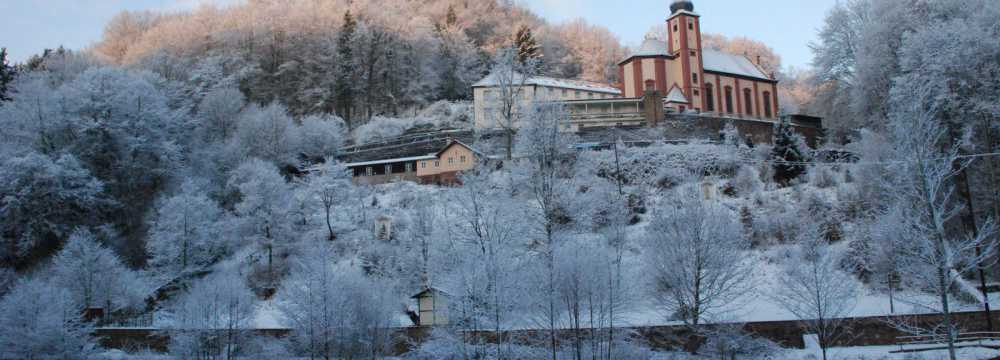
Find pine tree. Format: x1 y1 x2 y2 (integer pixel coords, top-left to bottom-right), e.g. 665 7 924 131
445 5 458 28
336 11 358 129
514 25 541 64
0 48 15 104
771 120 806 185
435 6 465 101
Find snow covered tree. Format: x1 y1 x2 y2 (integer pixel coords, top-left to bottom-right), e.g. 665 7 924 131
0 152 110 267
147 180 228 275
408 193 438 285
771 222 859 360
278 248 398 359
308 160 352 241
644 186 755 326
228 158 293 282
516 101 578 359
486 47 540 160
514 25 541 64
198 87 245 142
232 102 298 167
295 113 346 162
170 270 256 360
49 228 145 312
446 167 531 358
771 120 807 185
336 10 358 128
0 47 14 104
0 278 92 359
883 97 998 360
60 66 183 263
434 9 481 101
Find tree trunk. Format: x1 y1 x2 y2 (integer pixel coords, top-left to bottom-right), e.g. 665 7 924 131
325 205 335 241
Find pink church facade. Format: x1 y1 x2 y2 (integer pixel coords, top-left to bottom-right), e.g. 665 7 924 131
618 0 779 119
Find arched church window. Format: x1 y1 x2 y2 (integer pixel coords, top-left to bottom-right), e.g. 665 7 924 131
743 88 753 116
705 84 715 112
763 91 773 118
724 86 734 114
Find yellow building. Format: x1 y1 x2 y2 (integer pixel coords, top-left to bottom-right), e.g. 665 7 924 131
472 74 622 130
618 0 779 119
345 140 480 185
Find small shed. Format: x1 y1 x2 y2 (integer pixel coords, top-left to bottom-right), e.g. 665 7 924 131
375 215 393 240
411 287 449 326
701 180 716 200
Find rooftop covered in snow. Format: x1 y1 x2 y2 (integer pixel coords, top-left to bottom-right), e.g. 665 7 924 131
472 72 622 95
618 39 774 82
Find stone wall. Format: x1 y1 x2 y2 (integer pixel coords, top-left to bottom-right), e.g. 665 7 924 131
660 114 824 147
94 310 1000 355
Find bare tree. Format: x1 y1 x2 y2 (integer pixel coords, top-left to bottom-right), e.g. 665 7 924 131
771 222 859 360
644 186 755 326
486 47 540 160
883 105 997 360
448 167 528 358
309 160 351 241
278 247 397 360
516 101 577 360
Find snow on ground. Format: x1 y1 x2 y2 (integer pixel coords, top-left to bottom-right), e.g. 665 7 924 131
253 299 283 329
616 243 987 327
782 342 1000 360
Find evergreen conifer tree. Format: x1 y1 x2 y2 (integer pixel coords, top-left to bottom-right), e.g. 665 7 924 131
514 25 541 64
771 120 806 184
336 11 357 128
434 6 463 100
0 48 15 104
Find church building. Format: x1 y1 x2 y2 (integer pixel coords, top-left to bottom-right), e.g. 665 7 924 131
618 0 779 119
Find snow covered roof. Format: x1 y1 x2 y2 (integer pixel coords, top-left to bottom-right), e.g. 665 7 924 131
411 287 451 298
618 41 773 82
619 38 671 64
702 49 772 81
343 155 436 168
472 73 621 95
435 140 483 158
633 38 670 58
664 86 689 104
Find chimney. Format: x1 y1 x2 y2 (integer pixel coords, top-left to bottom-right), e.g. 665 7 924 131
756 55 762 66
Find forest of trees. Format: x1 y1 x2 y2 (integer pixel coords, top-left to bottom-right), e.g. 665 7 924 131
87 0 625 129
1 0 1000 359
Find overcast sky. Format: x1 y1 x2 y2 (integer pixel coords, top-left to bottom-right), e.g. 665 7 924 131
0 0 834 70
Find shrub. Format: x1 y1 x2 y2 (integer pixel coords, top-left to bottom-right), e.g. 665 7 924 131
809 165 841 188
732 165 764 196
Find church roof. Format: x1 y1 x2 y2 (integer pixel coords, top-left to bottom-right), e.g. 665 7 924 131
629 38 671 58
702 49 773 81
619 40 774 82
664 85 689 104
472 73 621 95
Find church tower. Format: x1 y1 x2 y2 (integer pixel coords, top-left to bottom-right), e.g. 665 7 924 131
666 0 705 110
